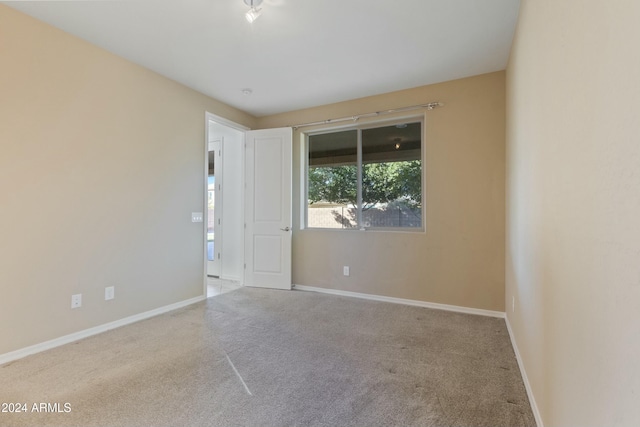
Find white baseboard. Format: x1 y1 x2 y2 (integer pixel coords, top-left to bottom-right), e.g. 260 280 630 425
0 295 206 366
505 316 544 427
293 284 505 318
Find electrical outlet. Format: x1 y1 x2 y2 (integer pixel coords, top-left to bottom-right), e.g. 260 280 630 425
512 296 515 313
343 266 350 276
105 286 115 301
71 294 82 309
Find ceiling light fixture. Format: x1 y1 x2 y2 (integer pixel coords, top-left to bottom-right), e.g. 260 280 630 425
244 0 263 23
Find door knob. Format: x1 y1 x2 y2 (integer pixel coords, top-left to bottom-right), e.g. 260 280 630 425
280 226 291 232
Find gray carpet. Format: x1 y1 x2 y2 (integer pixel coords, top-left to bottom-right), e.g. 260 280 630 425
0 288 536 426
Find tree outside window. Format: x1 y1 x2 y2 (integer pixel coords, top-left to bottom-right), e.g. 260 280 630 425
307 122 422 229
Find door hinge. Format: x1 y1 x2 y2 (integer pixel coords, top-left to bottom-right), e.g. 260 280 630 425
217 253 221 260
218 218 221 225
244 263 246 269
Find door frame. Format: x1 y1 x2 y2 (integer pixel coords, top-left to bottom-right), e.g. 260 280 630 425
207 137 223 277
204 112 250 295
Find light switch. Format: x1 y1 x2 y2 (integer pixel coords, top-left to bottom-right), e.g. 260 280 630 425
192 212 203 223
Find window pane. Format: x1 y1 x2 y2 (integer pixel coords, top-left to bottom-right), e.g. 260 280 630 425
308 130 358 228
361 123 422 228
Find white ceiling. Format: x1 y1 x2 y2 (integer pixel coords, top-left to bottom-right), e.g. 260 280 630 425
4 0 521 117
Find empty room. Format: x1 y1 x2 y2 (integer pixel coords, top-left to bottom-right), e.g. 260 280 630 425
1 1 639 426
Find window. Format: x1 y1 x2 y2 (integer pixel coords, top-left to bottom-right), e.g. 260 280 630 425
306 120 423 230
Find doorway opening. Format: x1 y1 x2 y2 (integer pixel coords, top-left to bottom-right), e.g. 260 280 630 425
204 113 292 294
207 167 215 271
204 113 249 296
207 139 222 278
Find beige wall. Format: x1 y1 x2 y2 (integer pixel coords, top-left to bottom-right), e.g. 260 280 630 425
259 72 506 312
506 0 640 425
0 5 256 355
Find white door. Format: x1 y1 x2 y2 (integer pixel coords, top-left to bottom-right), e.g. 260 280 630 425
244 127 292 289
207 139 222 277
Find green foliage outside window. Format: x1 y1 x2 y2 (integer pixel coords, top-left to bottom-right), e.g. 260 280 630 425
308 160 422 211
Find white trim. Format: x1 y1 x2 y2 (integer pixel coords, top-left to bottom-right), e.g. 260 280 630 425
207 137 223 278
204 112 249 289
505 316 544 427
292 284 505 318
205 112 251 132
204 115 211 294
299 132 308 230
0 296 206 366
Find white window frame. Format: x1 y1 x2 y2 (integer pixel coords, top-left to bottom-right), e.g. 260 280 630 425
303 115 426 232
